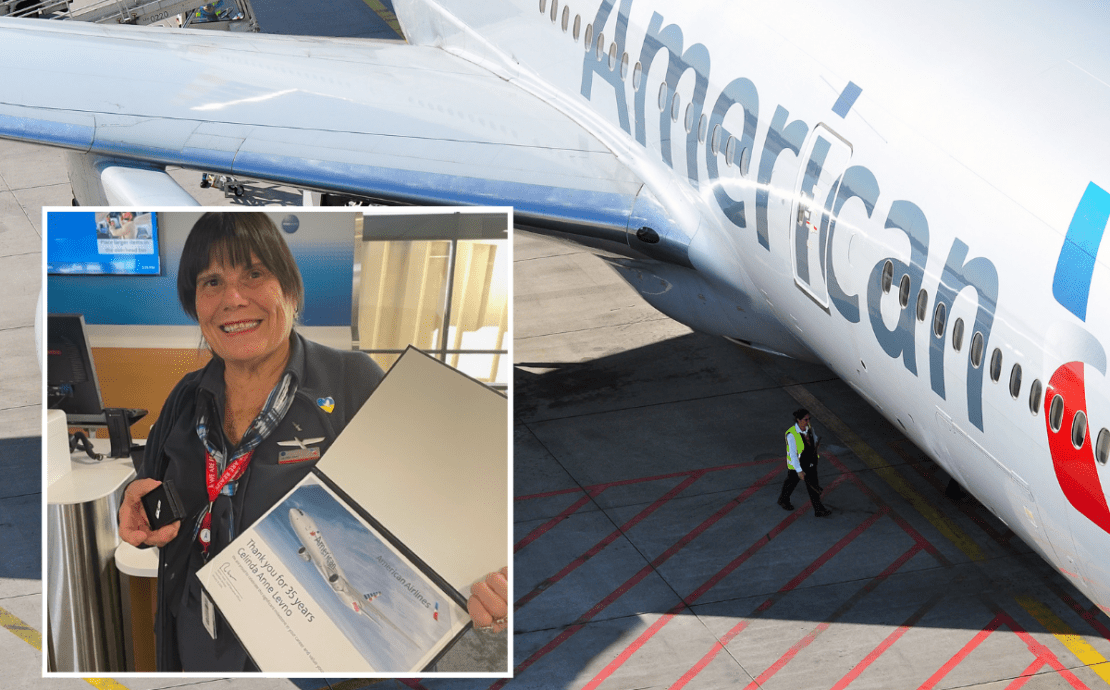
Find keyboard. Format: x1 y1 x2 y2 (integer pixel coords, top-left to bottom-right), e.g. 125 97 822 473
66 408 148 427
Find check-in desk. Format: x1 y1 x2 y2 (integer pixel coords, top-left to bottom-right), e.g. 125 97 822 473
46 409 134 672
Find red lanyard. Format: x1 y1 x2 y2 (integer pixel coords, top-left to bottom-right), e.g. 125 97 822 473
197 449 254 552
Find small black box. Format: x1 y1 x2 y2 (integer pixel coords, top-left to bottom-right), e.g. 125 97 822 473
141 479 186 530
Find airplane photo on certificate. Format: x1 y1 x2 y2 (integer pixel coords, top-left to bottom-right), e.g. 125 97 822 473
203 473 468 673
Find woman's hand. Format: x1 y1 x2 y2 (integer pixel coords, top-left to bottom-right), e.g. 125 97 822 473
118 478 181 548
468 567 508 633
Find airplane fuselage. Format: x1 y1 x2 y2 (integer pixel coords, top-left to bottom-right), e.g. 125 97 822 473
289 508 366 613
398 0 1110 613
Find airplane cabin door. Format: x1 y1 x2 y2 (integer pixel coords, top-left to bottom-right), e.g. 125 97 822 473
791 124 853 309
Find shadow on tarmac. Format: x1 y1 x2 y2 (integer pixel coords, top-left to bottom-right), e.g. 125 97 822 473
510 332 1106 686
0 435 43 582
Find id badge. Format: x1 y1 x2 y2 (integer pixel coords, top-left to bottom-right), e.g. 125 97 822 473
201 590 217 640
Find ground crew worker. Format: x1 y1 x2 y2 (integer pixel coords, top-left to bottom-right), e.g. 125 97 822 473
778 408 832 517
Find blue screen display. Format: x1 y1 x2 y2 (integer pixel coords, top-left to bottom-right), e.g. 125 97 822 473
47 211 161 275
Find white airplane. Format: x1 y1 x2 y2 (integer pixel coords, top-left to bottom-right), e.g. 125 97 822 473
288 508 418 646
5 0 1109 617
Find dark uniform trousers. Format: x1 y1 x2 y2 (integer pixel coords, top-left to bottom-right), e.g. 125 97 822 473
779 431 826 513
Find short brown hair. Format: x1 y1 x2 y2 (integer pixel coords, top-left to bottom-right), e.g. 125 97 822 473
176 212 304 321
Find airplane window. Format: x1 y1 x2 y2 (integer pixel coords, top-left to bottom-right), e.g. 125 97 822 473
881 260 893 293
1029 379 1043 415
725 136 737 166
573 15 581 41
916 288 928 321
584 24 593 51
1096 428 1109 465
540 0 546 14
621 53 629 80
951 317 964 352
1072 410 1087 449
550 0 558 22
698 115 708 143
671 92 681 122
658 82 668 111
990 348 1002 382
609 42 617 70
711 124 722 155
1009 364 1022 399
596 32 605 59
633 61 642 89
932 302 946 338
739 146 751 175
562 6 569 31
970 331 984 368
1049 394 1064 432
899 274 910 308
684 104 694 132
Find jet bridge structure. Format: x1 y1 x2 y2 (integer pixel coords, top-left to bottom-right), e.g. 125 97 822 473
0 0 257 31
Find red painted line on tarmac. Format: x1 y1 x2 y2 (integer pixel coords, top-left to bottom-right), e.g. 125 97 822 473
918 607 1091 690
1049 584 1110 643
811 453 961 690
919 612 1006 690
584 471 853 690
891 439 1016 546
515 491 598 554
748 622 832 688
515 458 780 502
581 465 783 623
832 622 911 690
581 609 687 690
1006 657 1047 689
684 471 851 605
744 542 925 690
1000 610 1091 690
584 484 821 690
508 465 784 688
515 459 782 554
526 465 784 690
830 572 950 690
515 472 707 610
672 503 889 690
825 453 952 564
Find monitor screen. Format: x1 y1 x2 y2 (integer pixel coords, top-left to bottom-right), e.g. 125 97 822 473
47 313 104 417
47 211 161 275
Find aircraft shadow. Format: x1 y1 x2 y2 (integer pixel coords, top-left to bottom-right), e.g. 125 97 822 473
0 435 43 581
509 332 1106 687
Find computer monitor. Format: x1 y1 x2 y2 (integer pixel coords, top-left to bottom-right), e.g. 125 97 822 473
46 313 104 421
47 210 161 275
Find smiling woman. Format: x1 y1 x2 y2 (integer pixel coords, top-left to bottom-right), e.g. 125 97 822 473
114 212 390 672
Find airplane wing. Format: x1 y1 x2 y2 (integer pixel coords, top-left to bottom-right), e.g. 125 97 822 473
0 18 649 251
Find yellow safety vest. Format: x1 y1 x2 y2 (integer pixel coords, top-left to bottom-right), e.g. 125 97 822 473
785 425 804 460
785 425 816 470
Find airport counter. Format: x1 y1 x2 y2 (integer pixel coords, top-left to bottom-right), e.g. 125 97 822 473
46 409 134 672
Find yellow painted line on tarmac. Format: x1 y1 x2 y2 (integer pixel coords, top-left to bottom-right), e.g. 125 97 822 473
2 605 132 689
0 606 41 650
782 383 988 563
360 0 404 38
1016 596 1110 685
751 352 1110 686
782 382 1110 685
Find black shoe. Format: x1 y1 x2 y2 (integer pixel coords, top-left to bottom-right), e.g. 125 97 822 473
814 508 832 518
777 499 794 511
